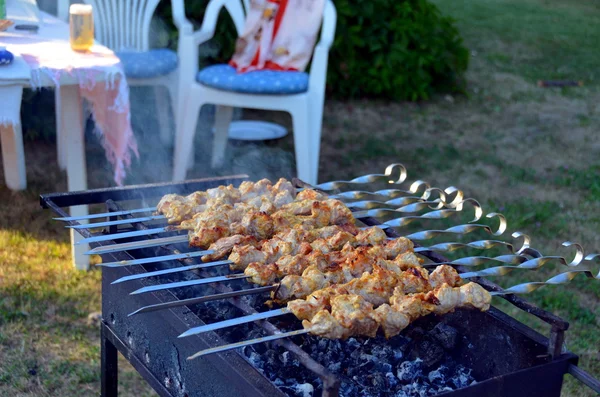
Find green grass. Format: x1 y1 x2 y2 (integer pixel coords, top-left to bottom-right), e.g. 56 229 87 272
1 0 599 395
433 0 600 86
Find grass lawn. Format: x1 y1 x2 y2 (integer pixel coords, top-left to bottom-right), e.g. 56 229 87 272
1 0 599 395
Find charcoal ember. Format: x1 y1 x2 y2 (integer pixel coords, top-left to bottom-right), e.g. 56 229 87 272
427 365 451 386
347 357 374 377
327 362 342 373
340 381 359 396
413 339 444 368
450 365 475 389
346 338 362 350
385 372 399 388
368 372 388 388
375 362 392 373
429 323 458 350
396 359 424 383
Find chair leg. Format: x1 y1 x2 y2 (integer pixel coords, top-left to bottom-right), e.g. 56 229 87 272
211 105 234 169
173 93 202 181
0 122 27 190
291 103 314 185
155 85 172 145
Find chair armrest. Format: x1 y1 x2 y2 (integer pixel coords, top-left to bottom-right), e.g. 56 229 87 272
170 0 194 35
308 43 330 94
193 0 246 45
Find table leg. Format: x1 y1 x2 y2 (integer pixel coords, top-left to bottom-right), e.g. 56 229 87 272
60 85 90 270
55 89 67 170
0 122 27 190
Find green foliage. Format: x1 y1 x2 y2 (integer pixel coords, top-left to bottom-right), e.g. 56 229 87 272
156 0 237 64
156 0 469 101
329 0 470 100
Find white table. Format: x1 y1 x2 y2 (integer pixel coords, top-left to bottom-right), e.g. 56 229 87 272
0 10 125 270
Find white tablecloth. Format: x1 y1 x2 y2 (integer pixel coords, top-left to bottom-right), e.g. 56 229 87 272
0 6 137 186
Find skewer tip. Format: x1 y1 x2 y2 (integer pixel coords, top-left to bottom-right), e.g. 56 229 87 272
127 309 143 317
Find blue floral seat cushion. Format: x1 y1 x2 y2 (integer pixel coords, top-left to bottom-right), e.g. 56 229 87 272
116 49 178 79
197 64 309 95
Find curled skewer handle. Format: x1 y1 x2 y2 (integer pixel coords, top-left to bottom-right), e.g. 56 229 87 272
490 245 594 296
442 187 464 208
406 212 506 241
462 242 585 280
315 163 408 191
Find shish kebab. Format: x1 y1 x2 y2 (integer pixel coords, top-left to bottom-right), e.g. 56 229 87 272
184 264 491 359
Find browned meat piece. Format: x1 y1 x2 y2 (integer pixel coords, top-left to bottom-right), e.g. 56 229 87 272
245 196 277 214
280 199 316 215
393 267 431 295
272 211 303 232
241 211 274 240
342 266 399 306
303 310 351 340
273 190 295 207
429 265 462 289
275 254 317 277
355 227 388 246
245 262 279 285
296 189 327 201
310 231 356 253
383 237 413 258
371 304 410 339
229 245 267 271
288 288 338 320
261 237 293 262
206 184 241 205
271 178 296 198
392 251 422 269
323 199 355 225
303 295 377 339
156 192 208 224
202 235 259 262
431 282 491 315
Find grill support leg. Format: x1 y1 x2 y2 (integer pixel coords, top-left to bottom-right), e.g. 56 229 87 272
548 326 566 358
101 322 119 397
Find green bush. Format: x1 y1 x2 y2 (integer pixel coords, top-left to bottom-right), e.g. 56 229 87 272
330 0 469 100
158 0 470 101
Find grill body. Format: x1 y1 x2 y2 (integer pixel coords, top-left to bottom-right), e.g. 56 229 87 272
41 176 581 397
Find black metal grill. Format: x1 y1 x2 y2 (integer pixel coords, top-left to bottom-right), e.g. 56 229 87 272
40 172 600 397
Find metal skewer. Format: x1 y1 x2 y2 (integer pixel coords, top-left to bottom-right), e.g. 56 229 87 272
425 254 528 268
111 260 232 284
187 329 311 360
460 242 584 278
129 273 251 295
98 250 216 268
86 235 190 255
76 227 183 245
67 215 166 229
128 286 275 317
178 308 291 338
53 206 157 221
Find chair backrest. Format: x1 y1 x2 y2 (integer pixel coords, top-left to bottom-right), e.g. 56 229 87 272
223 0 336 68
82 0 161 51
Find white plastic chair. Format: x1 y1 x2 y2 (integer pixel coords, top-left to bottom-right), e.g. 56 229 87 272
55 0 193 170
172 0 336 185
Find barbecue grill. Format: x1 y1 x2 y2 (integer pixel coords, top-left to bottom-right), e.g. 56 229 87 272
40 166 600 397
